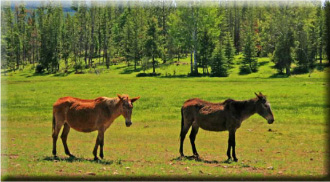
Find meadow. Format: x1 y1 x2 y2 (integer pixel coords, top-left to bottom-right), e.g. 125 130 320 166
1 56 329 180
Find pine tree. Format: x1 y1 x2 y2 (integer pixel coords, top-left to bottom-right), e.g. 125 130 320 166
198 30 214 75
211 42 228 77
272 31 294 75
325 1 330 63
223 31 235 68
240 31 258 74
144 17 159 74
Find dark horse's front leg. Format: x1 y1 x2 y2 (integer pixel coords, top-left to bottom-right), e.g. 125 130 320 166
227 129 238 162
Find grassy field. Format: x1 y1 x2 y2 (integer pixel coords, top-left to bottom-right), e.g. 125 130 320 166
1 56 329 180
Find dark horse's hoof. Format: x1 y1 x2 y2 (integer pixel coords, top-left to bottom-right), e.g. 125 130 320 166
94 157 99 161
68 154 76 158
233 158 238 162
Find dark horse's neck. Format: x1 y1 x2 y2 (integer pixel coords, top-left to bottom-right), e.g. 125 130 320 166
228 98 258 121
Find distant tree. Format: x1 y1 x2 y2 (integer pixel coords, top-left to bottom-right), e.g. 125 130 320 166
211 42 228 77
144 17 160 74
223 31 235 68
240 31 258 74
3 6 16 71
61 13 71 70
272 30 294 75
198 30 214 75
325 1 330 63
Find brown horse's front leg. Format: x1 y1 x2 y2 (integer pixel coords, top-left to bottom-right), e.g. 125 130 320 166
99 130 105 159
93 129 104 160
93 136 100 160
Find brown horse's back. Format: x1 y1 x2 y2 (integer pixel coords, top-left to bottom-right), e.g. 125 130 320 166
53 97 109 132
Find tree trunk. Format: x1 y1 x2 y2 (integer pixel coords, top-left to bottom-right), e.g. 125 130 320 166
152 54 155 73
190 52 193 74
285 65 291 76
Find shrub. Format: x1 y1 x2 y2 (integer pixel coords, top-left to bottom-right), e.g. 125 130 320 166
35 64 44 73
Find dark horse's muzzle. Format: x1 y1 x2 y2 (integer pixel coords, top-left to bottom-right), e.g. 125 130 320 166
125 121 132 127
268 119 274 124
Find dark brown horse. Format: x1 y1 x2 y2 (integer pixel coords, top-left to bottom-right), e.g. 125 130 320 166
179 92 274 162
52 94 140 160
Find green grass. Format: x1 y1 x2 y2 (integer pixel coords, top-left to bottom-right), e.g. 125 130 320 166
1 56 329 180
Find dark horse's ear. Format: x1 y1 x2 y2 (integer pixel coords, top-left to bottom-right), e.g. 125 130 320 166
117 94 123 100
131 96 140 103
255 92 263 100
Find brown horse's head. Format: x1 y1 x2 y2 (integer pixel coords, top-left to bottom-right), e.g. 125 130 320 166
255 92 274 124
117 94 140 127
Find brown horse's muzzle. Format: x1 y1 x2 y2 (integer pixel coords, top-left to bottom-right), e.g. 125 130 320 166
125 121 132 127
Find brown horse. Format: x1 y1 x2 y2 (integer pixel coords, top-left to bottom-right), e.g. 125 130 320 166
52 94 140 160
179 92 274 162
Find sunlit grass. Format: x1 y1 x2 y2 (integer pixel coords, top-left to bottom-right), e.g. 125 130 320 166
1 56 328 180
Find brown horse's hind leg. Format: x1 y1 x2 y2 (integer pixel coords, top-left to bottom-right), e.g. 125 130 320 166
189 123 199 158
52 117 64 157
61 123 74 157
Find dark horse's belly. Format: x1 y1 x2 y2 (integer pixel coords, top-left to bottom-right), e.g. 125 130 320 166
196 109 228 131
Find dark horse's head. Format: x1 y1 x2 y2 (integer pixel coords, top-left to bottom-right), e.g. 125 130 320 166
117 94 140 127
255 92 274 124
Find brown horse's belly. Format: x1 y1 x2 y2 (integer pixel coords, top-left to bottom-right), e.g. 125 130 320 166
66 109 99 133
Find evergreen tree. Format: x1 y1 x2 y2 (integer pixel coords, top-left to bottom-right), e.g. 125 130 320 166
325 1 330 62
211 42 228 77
272 31 294 75
145 17 160 74
240 31 258 74
198 30 214 75
223 31 235 68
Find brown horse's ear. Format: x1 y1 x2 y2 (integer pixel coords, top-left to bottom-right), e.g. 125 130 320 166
131 96 140 103
117 94 123 100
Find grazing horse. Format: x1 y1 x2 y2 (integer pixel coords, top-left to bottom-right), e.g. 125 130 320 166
179 92 274 162
52 94 140 160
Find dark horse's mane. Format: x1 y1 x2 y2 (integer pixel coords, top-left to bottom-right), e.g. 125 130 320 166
223 98 257 113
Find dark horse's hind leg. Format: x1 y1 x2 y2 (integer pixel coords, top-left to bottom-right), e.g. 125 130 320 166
180 125 190 157
189 124 199 158
61 123 74 157
226 130 238 162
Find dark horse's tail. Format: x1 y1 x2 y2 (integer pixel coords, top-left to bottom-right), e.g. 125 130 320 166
180 107 184 137
52 113 55 133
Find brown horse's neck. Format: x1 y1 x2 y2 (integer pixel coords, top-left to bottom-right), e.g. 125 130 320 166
105 97 123 120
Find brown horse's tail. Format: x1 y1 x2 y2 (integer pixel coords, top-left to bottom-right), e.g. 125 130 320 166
52 113 55 133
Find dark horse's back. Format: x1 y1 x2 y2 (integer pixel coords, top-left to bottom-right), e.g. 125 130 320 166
182 98 231 131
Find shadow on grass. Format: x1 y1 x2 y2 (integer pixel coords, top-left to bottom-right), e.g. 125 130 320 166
42 156 114 165
258 61 269 66
171 155 232 164
268 73 290 78
53 70 76 77
120 67 143 74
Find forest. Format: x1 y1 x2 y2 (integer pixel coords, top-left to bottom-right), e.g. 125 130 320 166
1 0 330 77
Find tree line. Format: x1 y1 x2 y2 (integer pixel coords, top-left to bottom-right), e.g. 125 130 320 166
1 1 330 76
